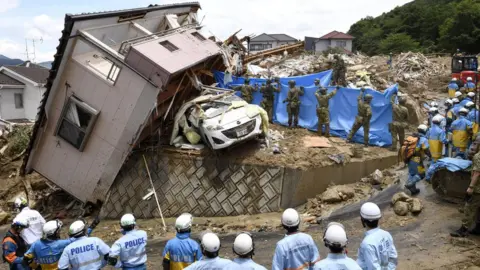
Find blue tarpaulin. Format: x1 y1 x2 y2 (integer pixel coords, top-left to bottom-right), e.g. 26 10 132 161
213 70 398 146
426 157 472 181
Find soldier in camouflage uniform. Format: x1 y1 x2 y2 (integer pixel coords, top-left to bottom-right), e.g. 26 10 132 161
283 80 304 128
260 78 280 122
346 88 373 146
451 134 480 237
233 78 256 103
315 86 338 137
389 93 409 151
333 55 347 86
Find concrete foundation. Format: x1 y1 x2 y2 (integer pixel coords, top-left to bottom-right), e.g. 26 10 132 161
100 150 397 219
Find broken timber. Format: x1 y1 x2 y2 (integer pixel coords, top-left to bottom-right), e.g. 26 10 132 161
244 41 304 63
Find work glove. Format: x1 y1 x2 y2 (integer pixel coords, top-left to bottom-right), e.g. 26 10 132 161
89 216 100 230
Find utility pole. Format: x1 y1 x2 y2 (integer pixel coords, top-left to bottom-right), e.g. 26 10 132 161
23 37 43 63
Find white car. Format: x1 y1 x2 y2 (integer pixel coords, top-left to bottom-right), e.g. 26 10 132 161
188 94 263 149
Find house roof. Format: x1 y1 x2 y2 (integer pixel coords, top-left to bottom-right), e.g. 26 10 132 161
319 31 354 40
0 73 24 86
5 65 50 84
251 33 297 42
21 2 202 175
18 61 48 70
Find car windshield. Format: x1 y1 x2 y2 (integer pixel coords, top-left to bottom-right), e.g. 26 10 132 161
201 95 244 119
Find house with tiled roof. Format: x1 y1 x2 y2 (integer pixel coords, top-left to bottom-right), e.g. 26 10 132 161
0 61 49 121
249 33 298 51
305 31 354 54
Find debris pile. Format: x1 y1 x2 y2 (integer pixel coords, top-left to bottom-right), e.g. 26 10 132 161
0 125 32 163
392 52 449 89
391 192 423 216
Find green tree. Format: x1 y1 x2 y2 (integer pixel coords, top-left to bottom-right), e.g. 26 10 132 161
379 33 420 54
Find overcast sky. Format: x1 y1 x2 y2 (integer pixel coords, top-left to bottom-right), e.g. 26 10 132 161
0 0 413 62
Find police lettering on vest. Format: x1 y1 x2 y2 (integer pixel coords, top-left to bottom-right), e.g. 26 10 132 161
125 238 145 249
71 244 94 255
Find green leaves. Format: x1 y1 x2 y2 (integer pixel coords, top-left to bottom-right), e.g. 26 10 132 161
348 0 480 55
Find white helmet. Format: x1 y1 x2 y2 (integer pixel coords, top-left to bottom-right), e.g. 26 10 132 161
323 222 348 248
120 214 136 227
43 220 63 237
429 107 438 114
468 92 475 98
281 208 300 227
12 216 29 229
445 99 453 106
432 114 444 124
417 124 428 133
455 91 462 98
452 78 457 82
69 220 86 237
14 197 28 209
430 101 438 108
466 101 475 108
175 213 193 232
467 77 473 81
360 202 382 221
201 232 220 253
452 98 460 104
459 107 469 115
233 233 254 255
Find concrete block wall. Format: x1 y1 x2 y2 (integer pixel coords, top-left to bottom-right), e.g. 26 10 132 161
101 151 285 219
101 151 398 219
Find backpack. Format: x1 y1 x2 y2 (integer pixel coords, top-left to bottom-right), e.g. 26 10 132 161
399 135 419 163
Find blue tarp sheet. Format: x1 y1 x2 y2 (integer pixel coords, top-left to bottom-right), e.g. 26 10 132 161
213 70 399 146
426 157 472 181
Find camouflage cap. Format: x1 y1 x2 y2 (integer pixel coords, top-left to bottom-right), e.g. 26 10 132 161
245 78 250 83
320 87 327 92
364 94 373 101
314 78 320 83
266 79 272 84
398 96 407 104
288 80 295 85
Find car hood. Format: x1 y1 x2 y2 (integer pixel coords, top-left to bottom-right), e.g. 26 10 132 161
202 105 259 128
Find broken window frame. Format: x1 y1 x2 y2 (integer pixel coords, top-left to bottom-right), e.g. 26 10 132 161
191 31 206 41
86 55 121 84
55 96 99 152
14 93 23 109
160 40 179 52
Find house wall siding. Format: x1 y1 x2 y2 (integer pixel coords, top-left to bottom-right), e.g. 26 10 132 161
0 88 25 120
31 56 158 202
23 85 44 120
314 39 353 52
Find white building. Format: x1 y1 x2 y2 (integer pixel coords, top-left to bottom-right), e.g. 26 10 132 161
0 62 49 121
22 2 226 203
305 31 354 54
249 33 297 52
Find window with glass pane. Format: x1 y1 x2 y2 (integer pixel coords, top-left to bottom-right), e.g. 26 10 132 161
56 96 99 151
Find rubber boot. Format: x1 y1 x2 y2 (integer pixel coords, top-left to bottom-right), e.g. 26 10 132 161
451 225 469 237
469 223 480 235
405 184 420 196
325 126 330 137
288 118 292 128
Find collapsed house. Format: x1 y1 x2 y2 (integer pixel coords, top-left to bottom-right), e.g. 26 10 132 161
21 2 227 204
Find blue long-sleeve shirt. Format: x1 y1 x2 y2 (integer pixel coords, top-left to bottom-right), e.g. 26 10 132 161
313 253 361 269
272 232 320 270
233 258 267 270
460 97 473 107
162 232 202 270
110 230 147 269
357 228 397 270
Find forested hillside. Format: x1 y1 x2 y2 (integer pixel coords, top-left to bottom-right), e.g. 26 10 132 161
348 0 480 55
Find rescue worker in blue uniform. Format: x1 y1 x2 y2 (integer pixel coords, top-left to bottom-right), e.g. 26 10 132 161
108 214 147 270
445 99 454 130
466 77 476 93
461 92 475 107
232 232 267 270
313 222 360 270
448 78 459 98
452 98 461 118
450 107 473 159
184 232 239 270
427 115 448 162
272 208 320 270
162 213 202 270
58 220 110 270
357 203 397 270
24 218 99 270
467 101 479 135
2 217 29 270
428 107 439 128
405 124 431 195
